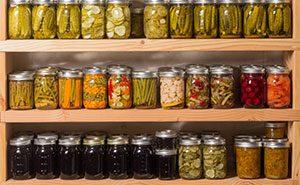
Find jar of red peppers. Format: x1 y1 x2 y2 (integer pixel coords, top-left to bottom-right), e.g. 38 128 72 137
241 65 266 108
185 64 210 109
266 65 291 109
108 65 132 109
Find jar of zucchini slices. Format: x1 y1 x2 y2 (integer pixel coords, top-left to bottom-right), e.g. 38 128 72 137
243 0 267 38
144 0 169 39
132 71 158 109
265 122 287 139
9 71 35 110
169 0 193 38
8 0 32 39
106 0 131 39
81 0 106 39
57 0 81 39
194 0 218 39
159 67 185 109
219 0 242 38
267 0 292 38
131 8 144 38
58 69 83 109
34 67 59 110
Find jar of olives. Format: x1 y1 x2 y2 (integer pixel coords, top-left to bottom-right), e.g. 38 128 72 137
265 122 287 139
156 149 178 180
131 8 144 38
155 130 178 150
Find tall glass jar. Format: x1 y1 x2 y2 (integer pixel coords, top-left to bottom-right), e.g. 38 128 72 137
144 0 169 39
194 0 218 39
131 8 144 38
267 0 292 38
186 64 210 109
156 149 178 180
32 0 56 39
265 122 287 139
106 0 131 39
266 65 291 108
132 71 158 109
219 0 242 38
155 130 178 150
83 67 107 109
9 71 34 110
169 0 193 38
210 65 235 109
243 0 267 38
108 65 132 109
57 0 81 39
241 65 266 108
34 67 59 110
8 0 32 39
81 0 106 39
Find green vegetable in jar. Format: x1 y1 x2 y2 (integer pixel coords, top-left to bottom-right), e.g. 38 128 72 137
219 3 242 38
131 8 144 38
170 3 193 38
211 75 235 109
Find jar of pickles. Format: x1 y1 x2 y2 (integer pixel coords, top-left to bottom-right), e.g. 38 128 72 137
144 0 169 39
32 0 56 39
266 65 291 108
186 64 210 109
9 71 34 110
155 130 178 150
194 0 218 39
106 0 131 39
81 0 106 39
169 0 193 38
131 8 144 38
8 0 32 39
267 0 292 38
108 65 132 109
57 0 81 39
83 67 107 109
210 65 235 109
265 122 287 139
34 67 59 110
241 65 266 108
132 71 158 109
243 0 267 38
219 0 242 38
156 149 178 180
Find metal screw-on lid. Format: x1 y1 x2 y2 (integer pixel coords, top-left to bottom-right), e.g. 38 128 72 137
158 67 185 77
263 138 288 143
210 65 234 75
179 131 199 140
36 67 58 76
14 131 35 141
155 149 177 156
84 66 107 74
107 135 129 145
81 0 105 4
9 71 35 81
234 135 261 143
201 131 220 140
243 0 266 3
266 0 291 3
61 132 82 140
37 132 59 141
235 140 262 148
10 138 31 146
186 64 209 75
85 131 107 139
132 134 152 145
58 0 80 4
266 65 290 74
155 130 177 138
170 0 190 4
144 0 166 4
32 0 55 4
241 65 265 74
204 137 226 145
108 65 132 75
108 0 129 3
59 137 81 146
264 139 290 148
132 71 157 78
83 137 105 145
265 122 286 128
218 0 243 3
10 0 31 5
194 0 217 4
58 69 83 78
180 138 201 146
34 138 56 145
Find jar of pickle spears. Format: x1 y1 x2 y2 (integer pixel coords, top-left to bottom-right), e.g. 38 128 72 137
58 69 83 109
265 122 287 139
131 8 144 38
156 149 178 180
8 0 32 39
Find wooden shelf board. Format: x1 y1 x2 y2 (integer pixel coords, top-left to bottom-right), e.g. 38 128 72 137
0 39 297 52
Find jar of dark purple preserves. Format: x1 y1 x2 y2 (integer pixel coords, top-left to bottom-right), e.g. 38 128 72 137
155 130 177 150
156 149 178 180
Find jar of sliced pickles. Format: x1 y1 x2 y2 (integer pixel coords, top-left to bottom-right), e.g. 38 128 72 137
83 67 107 109
81 0 106 39
194 0 218 39
265 122 287 139
9 71 34 110
108 65 132 109
58 69 83 109
159 67 185 109
131 8 144 38
267 0 292 38
210 65 235 109
8 0 32 39
57 0 81 39
266 65 291 108
243 0 267 38
144 0 169 39
186 64 210 109
34 67 59 110
170 0 193 38
219 0 242 38
106 0 131 39
132 71 158 109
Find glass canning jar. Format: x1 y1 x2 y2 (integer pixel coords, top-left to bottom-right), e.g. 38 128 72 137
156 149 178 180
132 71 158 109
58 69 83 109
210 65 235 109
108 65 132 109
9 71 35 110
266 65 291 108
241 65 267 108
155 130 178 150
131 8 144 38
265 122 287 139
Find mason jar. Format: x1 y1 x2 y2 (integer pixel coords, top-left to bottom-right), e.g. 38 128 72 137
156 149 178 180
155 130 178 150
131 8 144 38
265 122 287 139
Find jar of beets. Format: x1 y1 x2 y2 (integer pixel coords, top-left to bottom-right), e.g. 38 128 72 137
241 65 267 108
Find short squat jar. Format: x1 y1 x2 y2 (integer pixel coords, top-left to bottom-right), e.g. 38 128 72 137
156 149 178 180
155 130 178 150
265 122 287 139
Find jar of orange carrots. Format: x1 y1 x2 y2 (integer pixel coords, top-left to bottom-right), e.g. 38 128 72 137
266 65 291 109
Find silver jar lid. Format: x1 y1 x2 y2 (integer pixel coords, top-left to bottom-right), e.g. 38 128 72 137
132 134 152 145
58 0 80 4
61 132 82 140
234 135 261 143
170 0 190 4
36 67 58 76
83 137 104 145
108 65 132 75
204 137 226 145
59 137 81 145
107 135 129 145
263 138 288 143
15 131 35 140
186 64 209 75
158 67 185 77
132 8 144 14
243 0 266 3
180 138 201 146
241 65 265 74
37 132 59 141
107 0 129 4
194 0 217 4
84 66 107 74
32 0 55 4
201 131 220 140
34 138 56 145
10 0 31 5
265 122 286 128
210 65 233 75
235 140 262 148
179 131 198 139
144 0 166 4
218 0 242 3
155 149 177 156
58 69 83 78
9 71 35 81
81 0 105 4
155 130 177 138
264 140 290 148
266 0 290 3
266 65 290 74
85 131 107 138
132 71 157 78
10 138 31 146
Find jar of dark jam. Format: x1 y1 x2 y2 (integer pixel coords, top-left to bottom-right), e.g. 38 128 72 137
132 134 155 179
107 135 131 179
156 149 178 180
34 138 59 179
9 138 34 180
59 137 83 180
83 137 107 180
155 130 177 150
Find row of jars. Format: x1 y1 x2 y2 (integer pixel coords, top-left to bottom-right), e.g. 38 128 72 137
8 0 292 39
8 64 291 110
